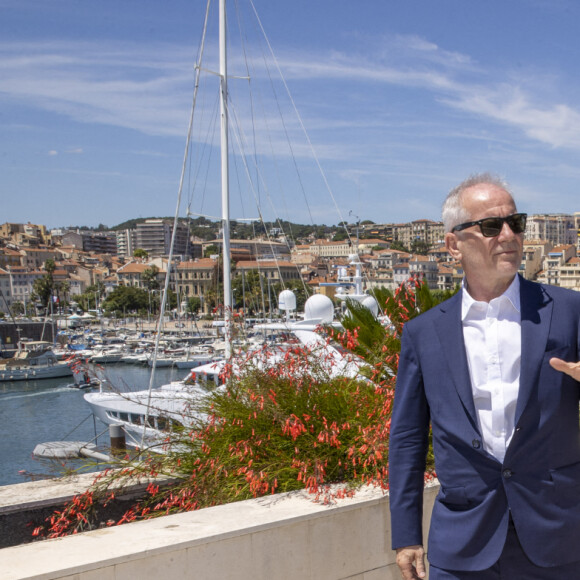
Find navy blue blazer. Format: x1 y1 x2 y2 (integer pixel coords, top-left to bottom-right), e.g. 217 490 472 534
388 276 580 571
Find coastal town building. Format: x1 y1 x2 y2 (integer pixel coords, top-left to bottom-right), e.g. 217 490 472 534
135 219 191 258
1 210 580 317
392 220 445 249
115 229 137 258
536 244 577 287
0 248 24 269
408 255 439 289
525 214 577 246
558 257 580 290
0 222 49 246
175 259 218 302
20 248 60 270
0 268 13 312
61 230 118 255
234 260 301 283
202 239 291 261
116 262 167 290
3 266 45 310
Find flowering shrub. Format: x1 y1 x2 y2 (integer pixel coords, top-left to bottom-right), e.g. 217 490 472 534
34 279 449 539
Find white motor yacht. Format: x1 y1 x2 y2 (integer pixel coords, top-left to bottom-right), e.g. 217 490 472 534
0 341 74 382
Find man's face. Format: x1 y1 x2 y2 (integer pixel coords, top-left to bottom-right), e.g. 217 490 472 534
445 184 524 298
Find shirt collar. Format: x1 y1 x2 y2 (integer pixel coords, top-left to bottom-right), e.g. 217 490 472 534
461 275 521 320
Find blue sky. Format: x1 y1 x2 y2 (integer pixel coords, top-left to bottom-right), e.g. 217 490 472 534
1 0 579 230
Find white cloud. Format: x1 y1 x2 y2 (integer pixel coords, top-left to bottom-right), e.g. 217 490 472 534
1 33 580 157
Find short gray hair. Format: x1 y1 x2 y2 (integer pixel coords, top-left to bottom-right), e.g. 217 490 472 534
442 172 513 233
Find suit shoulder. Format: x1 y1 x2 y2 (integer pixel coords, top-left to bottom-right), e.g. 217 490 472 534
403 292 460 332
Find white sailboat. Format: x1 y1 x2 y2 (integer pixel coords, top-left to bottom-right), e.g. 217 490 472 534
84 0 371 449
85 0 241 447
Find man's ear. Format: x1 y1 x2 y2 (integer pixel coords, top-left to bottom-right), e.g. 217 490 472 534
445 232 462 260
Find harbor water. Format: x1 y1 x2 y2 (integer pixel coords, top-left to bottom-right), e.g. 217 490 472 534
0 364 188 487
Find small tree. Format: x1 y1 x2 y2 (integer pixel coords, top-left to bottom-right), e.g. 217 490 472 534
133 248 148 260
186 296 201 314
10 301 25 317
204 244 219 258
142 265 160 291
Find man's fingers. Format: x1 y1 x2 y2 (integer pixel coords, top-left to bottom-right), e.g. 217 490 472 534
414 554 426 579
550 357 580 380
396 546 426 579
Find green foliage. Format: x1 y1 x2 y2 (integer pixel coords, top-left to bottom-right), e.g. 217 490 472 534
44 259 56 274
101 286 149 315
37 278 453 539
389 241 408 252
142 265 160 291
10 301 25 317
203 244 219 258
75 283 105 313
332 230 350 242
32 274 54 309
186 296 201 314
133 248 149 259
410 239 431 255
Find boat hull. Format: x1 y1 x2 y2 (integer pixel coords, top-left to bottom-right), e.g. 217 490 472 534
0 364 73 382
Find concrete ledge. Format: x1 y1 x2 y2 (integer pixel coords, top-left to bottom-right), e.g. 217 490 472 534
0 473 171 548
0 473 106 515
0 481 439 580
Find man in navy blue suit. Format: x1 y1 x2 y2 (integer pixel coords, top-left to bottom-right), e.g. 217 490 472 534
388 173 580 579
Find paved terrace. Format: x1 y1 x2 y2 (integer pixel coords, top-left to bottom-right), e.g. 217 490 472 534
0 475 439 580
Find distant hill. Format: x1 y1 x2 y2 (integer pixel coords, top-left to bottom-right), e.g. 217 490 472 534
60 217 381 245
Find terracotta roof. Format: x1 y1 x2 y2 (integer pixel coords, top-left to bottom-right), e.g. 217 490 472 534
178 259 217 269
118 262 165 274
236 260 296 268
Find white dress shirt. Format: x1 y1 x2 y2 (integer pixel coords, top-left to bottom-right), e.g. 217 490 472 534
461 276 521 463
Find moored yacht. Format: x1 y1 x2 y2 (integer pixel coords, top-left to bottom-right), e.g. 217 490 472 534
0 341 74 382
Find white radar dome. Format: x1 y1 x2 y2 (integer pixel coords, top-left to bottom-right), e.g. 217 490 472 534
361 295 379 317
278 289 296 312
304 294 334 324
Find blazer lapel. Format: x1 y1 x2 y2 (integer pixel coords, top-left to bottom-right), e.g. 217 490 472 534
515 278 553 424
434 292 479 430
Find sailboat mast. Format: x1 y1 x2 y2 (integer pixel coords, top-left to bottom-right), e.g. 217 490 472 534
219 0 232 359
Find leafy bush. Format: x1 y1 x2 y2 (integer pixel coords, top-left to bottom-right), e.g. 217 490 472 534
34 279 451 538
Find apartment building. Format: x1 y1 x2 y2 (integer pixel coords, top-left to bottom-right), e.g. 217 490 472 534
408 255 439 289
116 262 166 289
135 219 190 258
234 260 301 283
175 259 218 301
61 230 118 254
0 222 49 246
525 214 577 246
0 268 13 313
116 229 137 258
536 244 577 287
558 257 580 290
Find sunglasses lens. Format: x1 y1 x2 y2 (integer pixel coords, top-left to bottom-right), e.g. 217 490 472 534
509 214 526 234
480 219 502 237
479 214 526 237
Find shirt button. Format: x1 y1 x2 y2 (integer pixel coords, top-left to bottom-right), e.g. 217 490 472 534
472 439 481 449
502 469 513 479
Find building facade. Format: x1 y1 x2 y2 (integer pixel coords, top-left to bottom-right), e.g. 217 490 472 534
525 214 577 246
135 220 190 258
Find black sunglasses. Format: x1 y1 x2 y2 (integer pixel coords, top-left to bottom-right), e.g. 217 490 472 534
451 213 527 238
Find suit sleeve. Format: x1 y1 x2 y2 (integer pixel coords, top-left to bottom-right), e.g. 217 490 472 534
389 323 431 549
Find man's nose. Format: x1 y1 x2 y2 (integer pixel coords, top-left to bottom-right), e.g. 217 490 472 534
497 221 515 240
